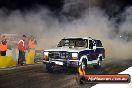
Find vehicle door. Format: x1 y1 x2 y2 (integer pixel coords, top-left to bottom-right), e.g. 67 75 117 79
89 40 97 60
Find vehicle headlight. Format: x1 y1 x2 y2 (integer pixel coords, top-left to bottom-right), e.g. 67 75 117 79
44 52 49 59
72 53 78 59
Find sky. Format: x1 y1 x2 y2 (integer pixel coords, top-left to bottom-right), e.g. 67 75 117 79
0 0 132 18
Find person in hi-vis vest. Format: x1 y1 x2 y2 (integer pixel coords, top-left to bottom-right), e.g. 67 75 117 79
0 36 7 56
28 36 37 50
18 35 26 65
26 36 37 64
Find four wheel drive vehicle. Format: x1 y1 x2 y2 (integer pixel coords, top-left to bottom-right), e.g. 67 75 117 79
43 37 105 72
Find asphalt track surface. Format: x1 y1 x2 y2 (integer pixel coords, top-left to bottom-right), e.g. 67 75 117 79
0 59 132 88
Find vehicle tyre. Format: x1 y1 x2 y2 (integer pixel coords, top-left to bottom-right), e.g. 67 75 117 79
46 63 54 73
34 58 37 63
93 60 101 69
81 59 87 69
76 75 86 85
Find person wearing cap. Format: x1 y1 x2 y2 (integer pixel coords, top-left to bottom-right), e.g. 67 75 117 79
18 35 26 65
0 36 7 56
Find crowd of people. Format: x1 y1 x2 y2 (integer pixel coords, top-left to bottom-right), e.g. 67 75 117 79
0 35 37 66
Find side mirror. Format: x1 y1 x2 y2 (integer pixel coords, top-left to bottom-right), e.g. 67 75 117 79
93 45 96 50
93 42 96 50
57 44 60 47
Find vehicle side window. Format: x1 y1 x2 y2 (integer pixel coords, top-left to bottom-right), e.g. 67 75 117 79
84 39 88 48
95 40 103 47
58 40 65 47
89 40 93 49
75 39 87 48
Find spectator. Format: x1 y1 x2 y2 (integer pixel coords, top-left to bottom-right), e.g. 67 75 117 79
26 36 37 64
0 36 7 56
18 35 26 65
28 36 37 50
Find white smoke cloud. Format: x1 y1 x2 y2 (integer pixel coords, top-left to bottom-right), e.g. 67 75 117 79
120 7 132 34
0 4 132 59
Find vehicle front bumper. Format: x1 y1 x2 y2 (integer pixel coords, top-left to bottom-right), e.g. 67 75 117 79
43 59 79 67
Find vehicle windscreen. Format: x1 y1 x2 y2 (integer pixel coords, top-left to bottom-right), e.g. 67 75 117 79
57 39 87 48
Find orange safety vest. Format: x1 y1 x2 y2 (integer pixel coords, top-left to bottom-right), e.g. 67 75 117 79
28 39 36 49
0 43 7 51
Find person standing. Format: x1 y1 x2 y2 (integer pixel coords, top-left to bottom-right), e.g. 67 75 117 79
0 36 7 56
18 35 26 65
26 36 37 64
28 36 37 50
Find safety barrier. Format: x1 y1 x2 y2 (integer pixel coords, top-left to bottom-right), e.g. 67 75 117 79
26 50 35 64
0 49 43 68
0 56 16 68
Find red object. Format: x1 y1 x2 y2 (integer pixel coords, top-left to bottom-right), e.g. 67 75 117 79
84 74 130 83
18 40 26 52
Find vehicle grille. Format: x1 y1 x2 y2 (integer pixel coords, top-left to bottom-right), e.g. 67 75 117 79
48 51 70 59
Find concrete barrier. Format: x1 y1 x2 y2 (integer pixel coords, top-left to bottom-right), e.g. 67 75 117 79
0 49 39 68
0 56 16 68
26 50 35 64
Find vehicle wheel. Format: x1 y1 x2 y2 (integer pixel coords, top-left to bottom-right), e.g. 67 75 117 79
76 75 86 85
34 58 37 63
81 59 87 69
93 60 101 69
46 63 54 73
